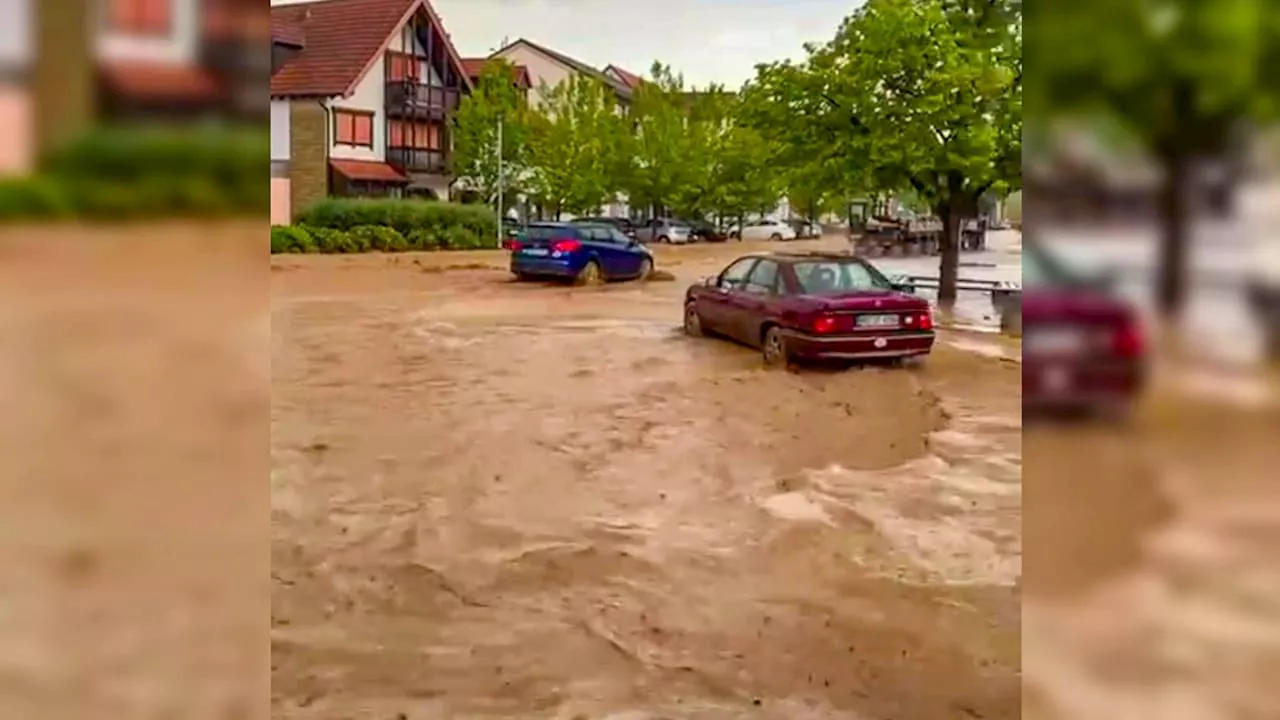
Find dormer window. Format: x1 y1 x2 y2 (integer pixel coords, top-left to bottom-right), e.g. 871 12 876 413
106 0 172 35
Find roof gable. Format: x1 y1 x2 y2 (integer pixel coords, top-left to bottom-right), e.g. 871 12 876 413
270 0 472 98
492 38 632 100
604 65 643 90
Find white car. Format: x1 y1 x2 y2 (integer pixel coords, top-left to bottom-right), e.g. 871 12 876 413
733 219 797 242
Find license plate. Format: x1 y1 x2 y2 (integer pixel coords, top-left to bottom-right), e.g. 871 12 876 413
856 314 900 328
1026 327 1086 354
521 247 549 256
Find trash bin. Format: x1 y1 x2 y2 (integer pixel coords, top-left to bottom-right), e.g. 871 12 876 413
991 287 1021 336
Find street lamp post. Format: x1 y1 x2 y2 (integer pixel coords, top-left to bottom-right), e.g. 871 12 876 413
495 113 504 247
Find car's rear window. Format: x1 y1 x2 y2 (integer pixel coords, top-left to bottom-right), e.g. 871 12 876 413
523 226 578 241
793 260 891 294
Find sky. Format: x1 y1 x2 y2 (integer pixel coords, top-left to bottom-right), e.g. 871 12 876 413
272 0 860 89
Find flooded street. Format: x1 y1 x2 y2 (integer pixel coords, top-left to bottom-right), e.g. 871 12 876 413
270 241 1023 719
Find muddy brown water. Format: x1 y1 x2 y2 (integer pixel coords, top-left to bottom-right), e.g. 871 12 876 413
271 245 1023 719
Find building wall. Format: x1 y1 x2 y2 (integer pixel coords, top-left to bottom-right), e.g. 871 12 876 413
270 178 291 225
325 54 385 162
97 0 199 64
270 100 290 160
0 85 32 176
289 99 328 218
490 43 573 111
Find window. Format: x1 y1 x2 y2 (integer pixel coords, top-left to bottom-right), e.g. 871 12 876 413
334 110 374 148
107 0 172 34
387 51 422 82
744 260 780 294
718 258 757 289
388 120 440 149
793 260 891 295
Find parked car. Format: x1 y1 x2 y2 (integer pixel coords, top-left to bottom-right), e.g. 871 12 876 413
1022 240 1147 414
729 219 798 242
634 218 693 244
683 251 934 366
787 218 820 239
509 222 654 284
686 219 727 243
571 216 637 239
501 217 524 250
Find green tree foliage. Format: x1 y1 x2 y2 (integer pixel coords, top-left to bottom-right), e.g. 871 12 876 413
747 0 1021 308
621 63 703 217
451 60 533 206
524 75 628 217
1029 0 1278 316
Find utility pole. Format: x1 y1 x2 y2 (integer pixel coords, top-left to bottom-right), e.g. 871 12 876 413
495 113 504 247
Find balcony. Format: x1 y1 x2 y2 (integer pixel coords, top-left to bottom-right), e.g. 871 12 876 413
386 147 449 175
385 82 462 119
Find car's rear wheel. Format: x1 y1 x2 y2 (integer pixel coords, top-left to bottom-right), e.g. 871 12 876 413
762 326 789 367
683 303 704 337
769 232 783 242
637 257 653 280
575 259 603 286
657 235 670 244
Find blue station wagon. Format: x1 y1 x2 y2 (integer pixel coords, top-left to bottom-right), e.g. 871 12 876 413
509 222 655 284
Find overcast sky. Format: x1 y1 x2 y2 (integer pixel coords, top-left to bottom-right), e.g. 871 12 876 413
273 0 859 89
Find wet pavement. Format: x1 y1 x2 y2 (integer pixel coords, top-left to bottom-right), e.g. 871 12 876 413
270 243 1023 719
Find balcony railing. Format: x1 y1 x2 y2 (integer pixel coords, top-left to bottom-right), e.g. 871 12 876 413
386 147 449 174
384 82 461 116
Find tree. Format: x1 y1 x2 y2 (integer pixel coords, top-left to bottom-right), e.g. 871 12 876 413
713 112 782 228
1029 0 1278 318
621 63 702 217
524 75 629 217
669 85 736 220
820 0 1021 309
451 60 533 206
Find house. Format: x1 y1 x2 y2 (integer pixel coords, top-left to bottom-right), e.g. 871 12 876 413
459 57 531 98
602 65 643 92
270 0 473 223
0 0 268 176
487 38 632 111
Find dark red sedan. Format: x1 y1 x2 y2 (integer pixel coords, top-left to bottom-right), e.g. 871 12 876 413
684 252 935 365
1023 241 1147 413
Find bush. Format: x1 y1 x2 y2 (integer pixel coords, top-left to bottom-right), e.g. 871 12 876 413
349 224 408 252
0 177 73 219
0 125 267 222
405 227 441 250
440 225 483 250
271 225 317 254
297 197 499 245
302 229 353 254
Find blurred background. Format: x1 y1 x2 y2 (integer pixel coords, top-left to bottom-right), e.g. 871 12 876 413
0 1 270 718
1022 1 1279 718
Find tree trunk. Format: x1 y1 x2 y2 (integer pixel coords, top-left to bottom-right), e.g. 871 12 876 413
1155 151 1191 318
938 204 961 311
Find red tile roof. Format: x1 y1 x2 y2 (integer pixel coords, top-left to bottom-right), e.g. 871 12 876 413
271 0 471 97
330 159 410 183
100 60 225 101
460 57 531 88
270 14 306 46
606 65 644 89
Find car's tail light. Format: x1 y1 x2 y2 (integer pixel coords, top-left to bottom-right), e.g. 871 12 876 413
812 314 838 334
1113 317 1144 358
919 309 933 330
507 239 521 251
552 239 581 252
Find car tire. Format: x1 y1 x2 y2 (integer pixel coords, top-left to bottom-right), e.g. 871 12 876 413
683 302 704 337
575 259 603 286
637 257 653 280
761 325 790 367
769 233 783 242
513 271 532 282
657 235 670 244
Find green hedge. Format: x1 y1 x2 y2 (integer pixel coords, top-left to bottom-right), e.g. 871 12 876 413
296 198 497 248
1 125 267 221
270 223 497 254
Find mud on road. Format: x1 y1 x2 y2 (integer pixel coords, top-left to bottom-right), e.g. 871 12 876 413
270 244 1023 719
